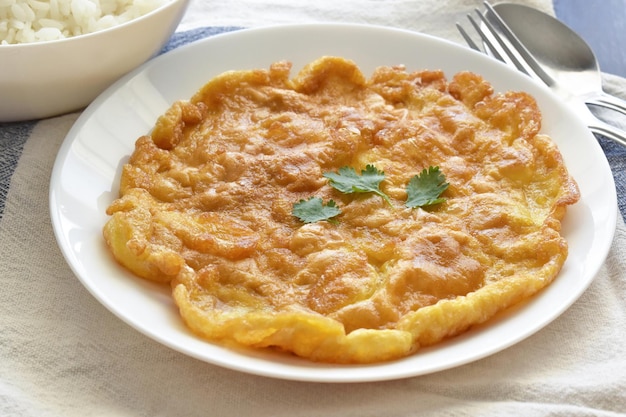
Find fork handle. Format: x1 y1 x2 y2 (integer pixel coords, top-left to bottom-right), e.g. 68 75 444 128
567 99 626 148
588 120 626 148
585 91 626 118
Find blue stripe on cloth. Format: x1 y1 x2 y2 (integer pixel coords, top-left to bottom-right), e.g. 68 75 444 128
159 26 243 55
0 121 36 220
599 137 626 219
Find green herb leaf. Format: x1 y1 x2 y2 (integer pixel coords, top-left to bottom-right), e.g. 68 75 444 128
323 164 393 206
293 197 341 224
405 166 449 208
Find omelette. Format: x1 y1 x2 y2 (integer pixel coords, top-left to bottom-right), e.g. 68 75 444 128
103 56 580 363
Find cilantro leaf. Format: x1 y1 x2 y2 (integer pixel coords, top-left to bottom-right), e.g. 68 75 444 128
323 165 393 206
293 197 341 224
405 166 449 208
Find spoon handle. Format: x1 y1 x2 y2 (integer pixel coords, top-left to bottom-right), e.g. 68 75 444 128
585 92 626 118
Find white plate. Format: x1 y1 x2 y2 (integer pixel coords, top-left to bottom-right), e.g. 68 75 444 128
49 23 617 383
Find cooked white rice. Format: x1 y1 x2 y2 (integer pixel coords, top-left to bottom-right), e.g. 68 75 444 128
0 0 170 45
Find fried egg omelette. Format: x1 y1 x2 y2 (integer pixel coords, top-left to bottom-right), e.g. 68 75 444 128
103 56 580 364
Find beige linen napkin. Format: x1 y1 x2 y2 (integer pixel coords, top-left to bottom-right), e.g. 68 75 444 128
178 0 551 39
2 1 625 416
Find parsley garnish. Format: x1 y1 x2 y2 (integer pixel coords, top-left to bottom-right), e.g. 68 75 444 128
405 166 449 208
323 165 393 206
292 165 449 224
292 197 341 224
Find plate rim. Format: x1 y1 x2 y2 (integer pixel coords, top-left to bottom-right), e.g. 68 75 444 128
49 22 618 383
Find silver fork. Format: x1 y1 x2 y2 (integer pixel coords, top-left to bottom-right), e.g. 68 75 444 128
457 1 626 148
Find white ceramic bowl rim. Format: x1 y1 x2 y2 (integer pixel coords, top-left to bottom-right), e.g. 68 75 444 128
0 0 184 49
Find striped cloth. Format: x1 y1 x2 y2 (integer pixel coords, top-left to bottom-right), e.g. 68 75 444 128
1 20 625 417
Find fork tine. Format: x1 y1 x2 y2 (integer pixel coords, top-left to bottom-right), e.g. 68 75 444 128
457 9 522 72
455 22 481 52
481 1 555 86
466 10 509 65
456 1 554 87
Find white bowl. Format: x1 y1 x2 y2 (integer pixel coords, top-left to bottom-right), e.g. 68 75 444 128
0 0 190 122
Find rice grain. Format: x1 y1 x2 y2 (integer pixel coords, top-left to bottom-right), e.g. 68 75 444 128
0 0 169 45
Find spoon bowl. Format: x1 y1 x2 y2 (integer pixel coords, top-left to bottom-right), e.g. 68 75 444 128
490 3 626 114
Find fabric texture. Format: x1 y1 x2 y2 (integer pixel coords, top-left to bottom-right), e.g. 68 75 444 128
1 1 625 416
0 121 35 220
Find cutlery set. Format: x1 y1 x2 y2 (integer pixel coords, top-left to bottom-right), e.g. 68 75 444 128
457 1 626 147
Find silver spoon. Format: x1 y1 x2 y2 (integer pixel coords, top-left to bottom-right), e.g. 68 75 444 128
489 3 626 116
